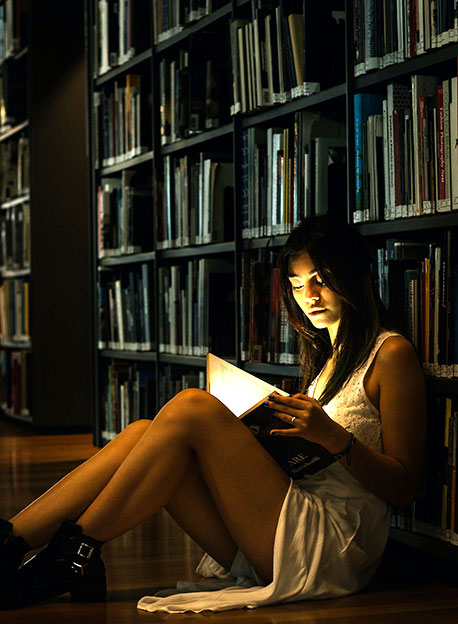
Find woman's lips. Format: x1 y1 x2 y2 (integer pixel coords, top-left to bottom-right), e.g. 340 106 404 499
308 309 327 316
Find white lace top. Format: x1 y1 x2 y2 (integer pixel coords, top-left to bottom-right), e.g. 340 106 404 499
307 329 401 453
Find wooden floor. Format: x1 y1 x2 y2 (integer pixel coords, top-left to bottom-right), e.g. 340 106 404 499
1 418 458 624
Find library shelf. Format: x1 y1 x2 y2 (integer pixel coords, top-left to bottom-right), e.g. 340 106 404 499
355 43 458 90
390 528 458 563
159 353 208 367
0 340 31 349
425 377 458 394
241 84 347 129
99 150 154 176
161 124 234 155
0 120 28 143
100 349 156 362
0 194 30 209
357 213 458 236
155 2 233 53
99 251 156 268
242 362 299 378
95 48 153 86
160 241 235 259
1 406 32 424
0 268 30 278
242 235 289 250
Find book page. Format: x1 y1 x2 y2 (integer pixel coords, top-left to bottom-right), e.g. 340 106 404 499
206 353 288 417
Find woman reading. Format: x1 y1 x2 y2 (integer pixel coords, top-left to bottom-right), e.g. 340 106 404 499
0 216 426 612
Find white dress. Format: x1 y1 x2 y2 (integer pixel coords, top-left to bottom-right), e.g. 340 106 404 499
137 330 398 614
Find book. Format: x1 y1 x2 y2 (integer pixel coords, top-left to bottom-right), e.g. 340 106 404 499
353 93 384 223
206 353 336 479
313 136 346 216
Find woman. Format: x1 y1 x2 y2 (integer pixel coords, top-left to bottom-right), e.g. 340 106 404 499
0 216 426 612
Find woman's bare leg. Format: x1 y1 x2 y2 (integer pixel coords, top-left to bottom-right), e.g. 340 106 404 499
77 389 290 582
9 419 154 548
8 410 249 574
164 461 238 570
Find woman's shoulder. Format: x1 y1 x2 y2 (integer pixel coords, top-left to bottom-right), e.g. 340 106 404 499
373 334 424 384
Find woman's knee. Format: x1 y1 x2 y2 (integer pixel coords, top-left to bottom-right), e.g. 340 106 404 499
122 418 153 437
160 388 232 426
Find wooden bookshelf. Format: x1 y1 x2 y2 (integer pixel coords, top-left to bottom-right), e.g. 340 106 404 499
0 0 93 429
85 0 458 562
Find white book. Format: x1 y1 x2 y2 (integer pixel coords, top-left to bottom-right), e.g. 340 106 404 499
206 353 335 479
253 15 263 108
237 27 247 113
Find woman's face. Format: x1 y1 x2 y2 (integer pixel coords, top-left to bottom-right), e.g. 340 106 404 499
288 252 342 342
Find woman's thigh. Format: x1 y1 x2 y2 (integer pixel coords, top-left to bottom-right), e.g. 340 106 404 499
157 388 291 582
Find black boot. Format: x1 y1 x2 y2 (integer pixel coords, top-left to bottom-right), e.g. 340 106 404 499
0 519 30 609
17 520 107 607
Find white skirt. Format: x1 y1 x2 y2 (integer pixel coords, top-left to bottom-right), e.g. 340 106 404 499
137 463 391 614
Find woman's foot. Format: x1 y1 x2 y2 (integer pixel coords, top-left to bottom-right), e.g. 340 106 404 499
0 519 30 609
2 520 106 609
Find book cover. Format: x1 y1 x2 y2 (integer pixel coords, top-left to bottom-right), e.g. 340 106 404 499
206 353 336 479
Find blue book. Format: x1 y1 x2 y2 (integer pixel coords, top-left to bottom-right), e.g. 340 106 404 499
354 92 384 223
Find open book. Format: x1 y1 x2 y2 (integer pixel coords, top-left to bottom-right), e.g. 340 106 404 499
206 354 336 479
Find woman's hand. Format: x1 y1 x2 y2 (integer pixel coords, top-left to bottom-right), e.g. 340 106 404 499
264 393 349 453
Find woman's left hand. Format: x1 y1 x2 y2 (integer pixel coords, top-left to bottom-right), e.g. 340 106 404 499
265 393 348 452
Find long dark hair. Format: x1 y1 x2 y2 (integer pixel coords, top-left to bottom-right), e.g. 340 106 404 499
278 215 389 405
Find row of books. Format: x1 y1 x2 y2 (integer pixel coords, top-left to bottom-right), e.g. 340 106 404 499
93 74 150 169
354 0 458 77
158 258 235 357
0 199 30 271
157 154 233 249
94 0 151 76
229 3 344 115
241 249 298 365
354 72 458 224
0 277 28 343
0 348 30 419
0 135 29 202
98 263 154 351
241 113 346 238
97 172 153 258
377 235 458 378
0 0 27 61
100 360 155 440
158 364 205 408
153 0 220 44
392 393 458 546
158 44 231 145
0 54 26 130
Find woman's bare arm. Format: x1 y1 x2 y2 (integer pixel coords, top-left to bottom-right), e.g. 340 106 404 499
267 337 427 507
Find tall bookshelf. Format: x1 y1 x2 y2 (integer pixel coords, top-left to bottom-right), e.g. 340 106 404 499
0 0 94 429
85 1 458 562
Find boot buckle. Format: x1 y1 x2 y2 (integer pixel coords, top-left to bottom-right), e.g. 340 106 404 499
71 561 87 576
77 542 95 559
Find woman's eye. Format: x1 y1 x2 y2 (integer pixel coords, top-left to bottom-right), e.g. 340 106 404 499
292 284 303 291
316 279 325 287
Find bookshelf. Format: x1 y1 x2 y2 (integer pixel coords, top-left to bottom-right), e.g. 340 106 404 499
85 1 458 561
0 0 94 429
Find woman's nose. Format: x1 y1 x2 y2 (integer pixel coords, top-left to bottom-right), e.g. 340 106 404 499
304 283 320 302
